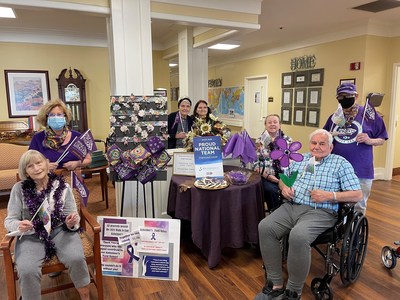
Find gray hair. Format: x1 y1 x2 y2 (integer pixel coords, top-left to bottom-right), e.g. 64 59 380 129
309 129 333 147
18 150 49 181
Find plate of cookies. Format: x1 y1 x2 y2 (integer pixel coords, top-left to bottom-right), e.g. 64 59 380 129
194 177 229 190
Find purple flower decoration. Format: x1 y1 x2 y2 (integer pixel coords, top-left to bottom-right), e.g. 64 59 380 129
270 138 303 167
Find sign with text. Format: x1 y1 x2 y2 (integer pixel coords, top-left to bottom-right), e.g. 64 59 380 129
193 136 224 180
97 216 180 281
172 152 195 176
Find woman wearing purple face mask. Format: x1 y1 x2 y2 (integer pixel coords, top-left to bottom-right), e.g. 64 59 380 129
29 99 91 172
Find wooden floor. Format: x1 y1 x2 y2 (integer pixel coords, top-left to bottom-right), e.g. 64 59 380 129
1 179 400 300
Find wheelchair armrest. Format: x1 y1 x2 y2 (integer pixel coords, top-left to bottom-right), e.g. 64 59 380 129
338 202 355 220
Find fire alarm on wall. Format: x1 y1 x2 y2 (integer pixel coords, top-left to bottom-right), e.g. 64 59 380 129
350 62 361 70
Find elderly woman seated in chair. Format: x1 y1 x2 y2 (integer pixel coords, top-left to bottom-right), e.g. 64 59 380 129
4 150 90 300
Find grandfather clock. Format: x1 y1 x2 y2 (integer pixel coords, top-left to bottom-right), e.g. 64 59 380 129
56 68 88 132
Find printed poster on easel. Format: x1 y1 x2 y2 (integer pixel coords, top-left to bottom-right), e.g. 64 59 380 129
193 136 224 180
97 216 180 281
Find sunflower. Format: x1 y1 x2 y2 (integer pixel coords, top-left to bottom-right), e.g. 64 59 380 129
183 115 231 151
200 123 212 134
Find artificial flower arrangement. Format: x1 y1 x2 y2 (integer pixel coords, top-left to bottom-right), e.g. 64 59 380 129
184 114 231 151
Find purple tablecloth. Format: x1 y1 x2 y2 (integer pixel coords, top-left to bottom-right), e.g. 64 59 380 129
167 167 265 268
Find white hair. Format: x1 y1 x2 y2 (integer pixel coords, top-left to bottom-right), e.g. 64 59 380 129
309 129 333 147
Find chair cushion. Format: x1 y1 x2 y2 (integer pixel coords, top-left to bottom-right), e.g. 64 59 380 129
0 169 19 191
0 144 28 170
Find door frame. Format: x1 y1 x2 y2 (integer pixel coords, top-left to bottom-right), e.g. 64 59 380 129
385 63 400 180
244 75 268 132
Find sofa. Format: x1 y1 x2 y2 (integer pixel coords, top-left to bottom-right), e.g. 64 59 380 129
0 143 28 195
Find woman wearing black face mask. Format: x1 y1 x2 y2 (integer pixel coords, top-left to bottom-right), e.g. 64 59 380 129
338 95 356 109
29 99 91 172
323 82 388 216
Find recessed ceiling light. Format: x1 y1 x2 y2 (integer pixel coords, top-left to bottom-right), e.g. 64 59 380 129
169 63 178 67
208 43 240 50
0 7 16 18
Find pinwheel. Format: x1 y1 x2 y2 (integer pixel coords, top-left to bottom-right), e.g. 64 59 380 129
269 137 303 168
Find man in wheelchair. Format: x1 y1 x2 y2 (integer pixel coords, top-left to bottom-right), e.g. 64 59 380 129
255 129 362 300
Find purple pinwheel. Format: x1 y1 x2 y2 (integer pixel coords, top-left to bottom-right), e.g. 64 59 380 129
270 138 303 167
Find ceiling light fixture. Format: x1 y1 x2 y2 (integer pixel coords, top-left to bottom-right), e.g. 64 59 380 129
208 42 240 50
0 7 16 18
169 63 178 67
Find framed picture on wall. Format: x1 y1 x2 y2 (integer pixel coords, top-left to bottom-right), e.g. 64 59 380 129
308 68 324 86
306 108 320 127
281 107 292 125
339 78 356 85
154 89 167 97
281 89 293 107
294 71 308 87
281 72 294 88
5 70 50 118
307 87 322 107
293 107 306 126
294 88 307 107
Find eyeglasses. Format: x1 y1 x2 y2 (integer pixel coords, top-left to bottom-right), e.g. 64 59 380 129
48 113 65 117
336 95 355 100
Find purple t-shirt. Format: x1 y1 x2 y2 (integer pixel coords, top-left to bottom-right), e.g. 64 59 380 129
323 106 388 179
29 130 83 169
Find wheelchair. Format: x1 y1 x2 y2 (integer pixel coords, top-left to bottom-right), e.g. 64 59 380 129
263 203 368 300
310 203 369 300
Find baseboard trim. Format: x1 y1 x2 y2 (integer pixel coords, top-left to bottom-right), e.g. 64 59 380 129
392 167 400 176
375 167 386 180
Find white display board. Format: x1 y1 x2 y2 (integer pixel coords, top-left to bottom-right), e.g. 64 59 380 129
97 216 180 281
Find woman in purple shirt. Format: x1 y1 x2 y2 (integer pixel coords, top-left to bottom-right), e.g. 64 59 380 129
29 99 91 172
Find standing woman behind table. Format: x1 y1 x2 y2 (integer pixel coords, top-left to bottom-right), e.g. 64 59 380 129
167 97 194 149
193 99 212 122
254 114 292 211
4 150 90 299
29 99 91 172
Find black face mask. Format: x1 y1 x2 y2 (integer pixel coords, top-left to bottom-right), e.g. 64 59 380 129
338 96 355 109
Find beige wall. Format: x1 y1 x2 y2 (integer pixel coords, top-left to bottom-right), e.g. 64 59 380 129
209 35 400 169
0 43 170 142
2 35 399 170
0 42 110 140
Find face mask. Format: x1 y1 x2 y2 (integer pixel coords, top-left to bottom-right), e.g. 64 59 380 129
47 116 66 130
338 96 355 109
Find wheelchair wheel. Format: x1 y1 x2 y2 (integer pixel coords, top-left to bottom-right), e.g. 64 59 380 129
381 246 397 269
339 212 368 286
311 278 333 300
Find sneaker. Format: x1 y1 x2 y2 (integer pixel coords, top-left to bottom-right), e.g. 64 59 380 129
262 279 274 294
283 289 301 300
48 271 62 278
254 280 285 300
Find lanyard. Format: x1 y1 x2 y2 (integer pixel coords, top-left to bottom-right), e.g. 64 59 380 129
178 112 187 132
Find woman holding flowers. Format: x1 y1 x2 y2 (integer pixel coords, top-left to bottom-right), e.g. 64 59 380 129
167 97 194 149
193 99 212 122
184 100 230 152
254 114 292 211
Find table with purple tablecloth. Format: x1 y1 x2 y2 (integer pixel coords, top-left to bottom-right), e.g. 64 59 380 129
167 166 265 268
